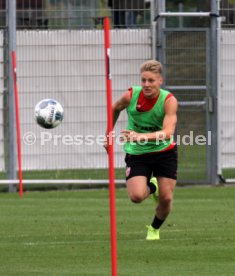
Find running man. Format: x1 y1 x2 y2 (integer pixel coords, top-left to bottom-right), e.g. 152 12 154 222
105 60 178 240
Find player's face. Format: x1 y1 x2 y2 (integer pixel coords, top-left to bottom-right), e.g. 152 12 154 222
141 71 163 99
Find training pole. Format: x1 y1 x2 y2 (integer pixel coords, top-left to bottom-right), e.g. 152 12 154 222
103 17 118 276
12 51 23 197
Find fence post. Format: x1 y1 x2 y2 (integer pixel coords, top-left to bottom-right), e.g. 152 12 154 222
7 0 17 192
208 0 220 184
155 0 220 184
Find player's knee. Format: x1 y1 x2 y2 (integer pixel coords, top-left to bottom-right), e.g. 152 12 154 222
128 192 144 203
159 195 172 207
130 197 142 203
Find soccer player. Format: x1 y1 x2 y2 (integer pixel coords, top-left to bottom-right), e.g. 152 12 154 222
104 60 178 240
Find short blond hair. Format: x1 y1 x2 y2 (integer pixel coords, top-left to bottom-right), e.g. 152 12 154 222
140 60 162 75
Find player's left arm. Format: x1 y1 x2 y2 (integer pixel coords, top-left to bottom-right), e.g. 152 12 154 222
161 95 178 139
121 96 178 142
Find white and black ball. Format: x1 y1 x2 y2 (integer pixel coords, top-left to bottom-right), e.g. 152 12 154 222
34 99 64 129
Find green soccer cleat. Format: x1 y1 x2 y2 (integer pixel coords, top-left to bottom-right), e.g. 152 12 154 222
146 225 160 241
150 177 159 204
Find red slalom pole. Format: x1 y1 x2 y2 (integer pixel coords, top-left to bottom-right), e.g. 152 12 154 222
12 51 23 197
103 17 118 276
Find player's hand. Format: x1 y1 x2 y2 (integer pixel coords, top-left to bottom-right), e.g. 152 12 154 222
104 131 114 154
103 139 109 154
120 130 139 142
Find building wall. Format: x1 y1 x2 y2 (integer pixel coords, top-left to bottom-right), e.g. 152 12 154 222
0 29 151 171
219 30 235 169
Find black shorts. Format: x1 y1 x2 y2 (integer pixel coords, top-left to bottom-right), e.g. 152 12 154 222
125 145 178 181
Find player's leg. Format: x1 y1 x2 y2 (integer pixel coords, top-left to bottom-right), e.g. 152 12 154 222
149 176 159 204
125 154 152 203
126 175 150 203
155 176 176 222
146 177 176 240
146 146 178 240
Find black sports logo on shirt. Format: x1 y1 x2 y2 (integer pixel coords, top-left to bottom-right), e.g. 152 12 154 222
134 123 160 132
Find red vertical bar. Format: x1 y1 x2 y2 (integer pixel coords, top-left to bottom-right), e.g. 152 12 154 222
12 51 23 197
104 17 118 276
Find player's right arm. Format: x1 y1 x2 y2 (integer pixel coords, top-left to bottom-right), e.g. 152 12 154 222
104 90 131 153
112 90 131 127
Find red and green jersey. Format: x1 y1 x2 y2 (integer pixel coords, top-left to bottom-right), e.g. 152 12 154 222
124 86 174 155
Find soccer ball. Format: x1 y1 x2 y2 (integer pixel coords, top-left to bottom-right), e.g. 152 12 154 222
34 99 64 129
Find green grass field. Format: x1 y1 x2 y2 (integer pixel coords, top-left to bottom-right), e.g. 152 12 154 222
0 186 235 275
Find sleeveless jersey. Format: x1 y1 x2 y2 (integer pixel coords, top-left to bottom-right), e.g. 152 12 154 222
124 86 174 155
